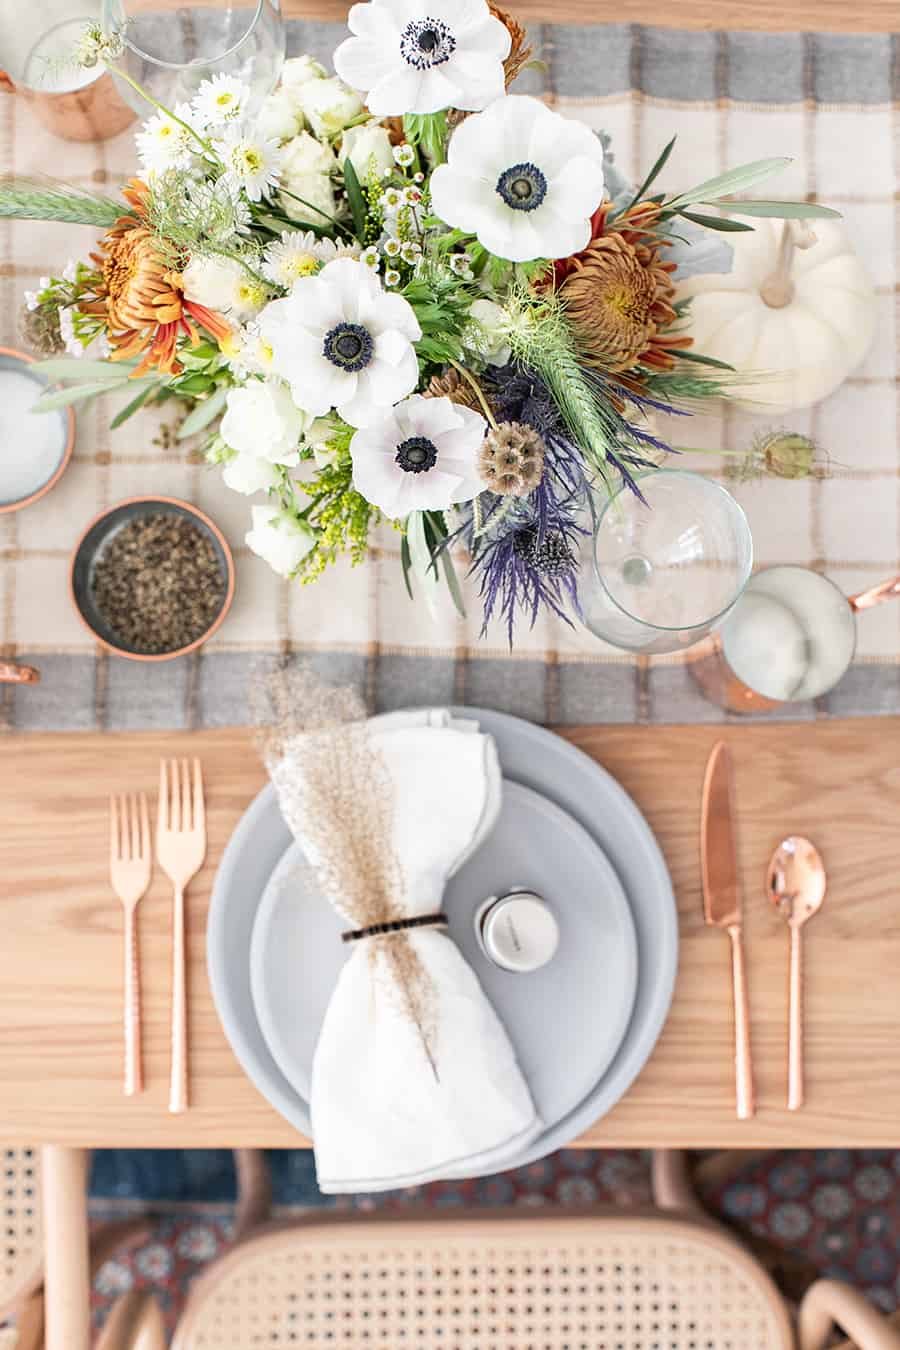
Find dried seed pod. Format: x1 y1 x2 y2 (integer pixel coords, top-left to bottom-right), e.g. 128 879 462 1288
478 421 546 497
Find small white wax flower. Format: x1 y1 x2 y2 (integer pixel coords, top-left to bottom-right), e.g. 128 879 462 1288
334 0 511 117
246 505 316 577
469 298 511 366
221 379 310 461
349 394 486 516
293 75 363 138
393 143 415 167
384 268 401 287
24 291 39 311
430 95 606 262
256 88 303 144
278 131 337 224
449 253 471 276
222 451 282 496
400 241 421 264
136 104 198 174
216 125 283 202
262 230 340 286
259 256 421 428
384 238 402 258
381 186 403 210
341 123 395 179
182 255 268 322
360 246 380 269
192 74 250 129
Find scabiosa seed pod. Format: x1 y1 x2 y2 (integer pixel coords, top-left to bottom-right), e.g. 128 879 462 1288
479 421 545 497
512 527 574 578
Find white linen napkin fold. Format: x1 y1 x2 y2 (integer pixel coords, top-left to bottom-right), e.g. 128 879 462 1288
268 707 542 1193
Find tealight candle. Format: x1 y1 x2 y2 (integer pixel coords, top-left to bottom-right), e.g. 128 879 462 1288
0 356 72 510
476 888 559 974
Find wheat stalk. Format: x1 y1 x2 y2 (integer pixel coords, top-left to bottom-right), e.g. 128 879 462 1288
0 178 121 227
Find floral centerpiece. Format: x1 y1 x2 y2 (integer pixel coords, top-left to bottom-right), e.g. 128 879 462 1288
2 3 836 639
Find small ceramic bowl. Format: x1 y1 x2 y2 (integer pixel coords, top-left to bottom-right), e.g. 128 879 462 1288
0 346 75 513
69 495 236 662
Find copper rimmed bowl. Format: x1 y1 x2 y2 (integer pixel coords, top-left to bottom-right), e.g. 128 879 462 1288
0 347 75 514
69 495 235 661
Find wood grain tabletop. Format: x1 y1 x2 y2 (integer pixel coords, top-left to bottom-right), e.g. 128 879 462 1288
2 719 899 1148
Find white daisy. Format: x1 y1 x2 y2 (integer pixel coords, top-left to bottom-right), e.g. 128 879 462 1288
334 0 511 117
192 74 251 130
349 394 485 516
218 322 275 378
135 103 198 175
261 231 339 287
215 125 282 202
429 95 606 262
258 256 421 428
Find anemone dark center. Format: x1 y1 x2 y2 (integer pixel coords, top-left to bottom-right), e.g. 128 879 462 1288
496 162 547 212
400 17 456 69
395 436 438 474
322 322 373 372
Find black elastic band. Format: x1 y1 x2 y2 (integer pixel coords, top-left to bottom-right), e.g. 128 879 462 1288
341 913 448 944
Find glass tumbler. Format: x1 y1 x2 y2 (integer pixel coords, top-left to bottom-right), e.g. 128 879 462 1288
579 470 754 655
101 0 285 116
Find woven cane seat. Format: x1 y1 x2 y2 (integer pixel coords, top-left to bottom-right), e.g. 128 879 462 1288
0 1148 42 1319
172 1211 793 1350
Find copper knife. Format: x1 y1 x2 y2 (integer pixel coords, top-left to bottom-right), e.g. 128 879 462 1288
701 740 756 1120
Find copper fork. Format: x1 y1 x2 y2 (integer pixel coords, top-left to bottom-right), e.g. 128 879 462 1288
109 794 151 1096
157 759 207 1114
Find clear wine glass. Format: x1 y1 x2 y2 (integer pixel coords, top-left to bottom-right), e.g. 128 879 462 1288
101 0 285 116
579 469 753 655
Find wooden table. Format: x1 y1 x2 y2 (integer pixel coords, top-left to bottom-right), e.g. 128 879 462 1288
5 718 900 1346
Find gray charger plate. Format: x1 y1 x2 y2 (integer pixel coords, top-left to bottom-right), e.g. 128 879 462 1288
208 707 678 1169
249 780 638 1125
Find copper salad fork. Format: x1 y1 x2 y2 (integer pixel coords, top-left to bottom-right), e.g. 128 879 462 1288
109 793 151 1097
157 759 207 1114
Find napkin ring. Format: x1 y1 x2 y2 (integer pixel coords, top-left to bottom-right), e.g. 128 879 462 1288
341 913 448 944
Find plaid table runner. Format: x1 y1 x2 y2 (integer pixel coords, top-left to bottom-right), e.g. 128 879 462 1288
2 22 898 731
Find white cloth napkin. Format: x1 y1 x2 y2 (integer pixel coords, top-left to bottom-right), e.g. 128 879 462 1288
268 708 542 1193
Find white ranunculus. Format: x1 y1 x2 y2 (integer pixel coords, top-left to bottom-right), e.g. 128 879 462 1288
278 131 337 223
430 95 606 262
246 505 316 577
181 255 268 322
469 298 511 366
259 256 421 428
294 75 364 137
257 88 303 143
341 123 395 178
349 394 486 516
222 451 281 495
220 379 310 462
334 0 510 118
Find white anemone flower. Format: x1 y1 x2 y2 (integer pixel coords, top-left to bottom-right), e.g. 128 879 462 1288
215 125 283 202
429 95 606 262
259 257 421 428
136 104 198 174
334 0 511 117
261 230 340 286
349 394 485 516
192 74 251 129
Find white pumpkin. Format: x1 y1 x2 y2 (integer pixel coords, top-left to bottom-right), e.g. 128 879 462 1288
676 217 877 413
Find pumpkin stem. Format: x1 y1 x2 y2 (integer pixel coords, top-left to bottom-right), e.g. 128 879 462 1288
760 220 818 310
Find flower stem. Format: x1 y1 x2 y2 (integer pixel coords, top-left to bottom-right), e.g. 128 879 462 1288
446 359 498 430
107 63 214 156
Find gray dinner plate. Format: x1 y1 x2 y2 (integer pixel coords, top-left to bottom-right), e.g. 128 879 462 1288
207 707 678 1170
249 781 638 1123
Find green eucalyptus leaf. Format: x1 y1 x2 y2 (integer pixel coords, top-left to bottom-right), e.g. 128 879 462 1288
32 380 130 411
109 382 159 429
32 358 136 382
715 199 843 220
176 386 229 440
678 209 756 232
669 157 791 208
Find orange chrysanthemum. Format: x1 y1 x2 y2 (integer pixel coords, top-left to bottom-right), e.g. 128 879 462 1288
553 199 692 376
82 179 230 377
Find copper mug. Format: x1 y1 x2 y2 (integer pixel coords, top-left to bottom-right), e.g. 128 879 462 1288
0 4 134 143
690 566 899 712
0 662 40 685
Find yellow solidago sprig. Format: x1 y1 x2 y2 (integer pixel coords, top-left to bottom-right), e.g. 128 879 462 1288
288 422 380 581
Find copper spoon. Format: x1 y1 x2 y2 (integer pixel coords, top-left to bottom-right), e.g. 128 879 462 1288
766 836 827 1111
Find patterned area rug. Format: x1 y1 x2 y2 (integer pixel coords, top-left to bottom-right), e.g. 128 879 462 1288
82 1148 900 1337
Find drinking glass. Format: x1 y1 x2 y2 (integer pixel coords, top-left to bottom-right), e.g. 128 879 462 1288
579 469 753 655
101 0 285 116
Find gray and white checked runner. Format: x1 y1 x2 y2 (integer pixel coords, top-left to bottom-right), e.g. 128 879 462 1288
2 22 899 731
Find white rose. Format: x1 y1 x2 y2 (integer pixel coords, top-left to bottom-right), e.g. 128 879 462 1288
281 55 327 91
256 89 302 143
340 123 394 178
221 379 309 462
246 505 316 577
222 451 281 496
469 298 511 366
294 76 363 137
278 131 337 223
182 254 267 322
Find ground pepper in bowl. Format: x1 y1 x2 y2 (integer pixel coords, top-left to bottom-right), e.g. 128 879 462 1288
91 512 227 655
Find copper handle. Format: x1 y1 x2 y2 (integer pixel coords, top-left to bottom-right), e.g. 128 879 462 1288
0 661 40 684
849 575 900 612
728 923 756 1120
788 923 804 1111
